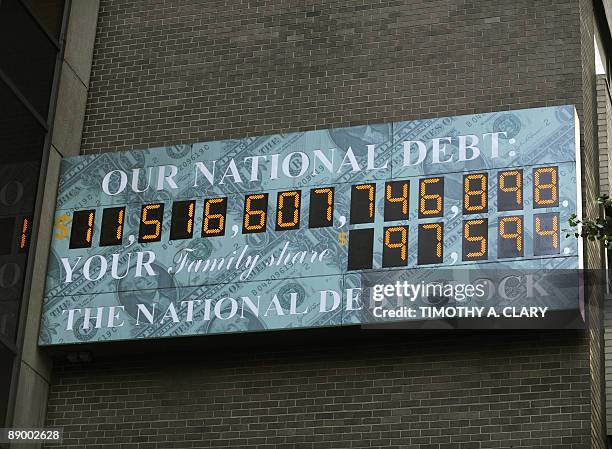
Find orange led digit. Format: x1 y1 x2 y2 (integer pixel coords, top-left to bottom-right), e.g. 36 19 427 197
138 203 164 243
463 173 487 214
535 215 558 248
384 227 408 261
169 201 197 240
424 223 443 257
315 188 333 222
186 203 194 234
534 213 560 256
384 181 409 221
356 184 375 218
202 198 227 236
419 177 444 218
382 226 409 267
245 195 266 230
350 183 376 224
19 217 29 250
498 216 523 258
189 203 195 232
499 217 522 250
276 190 300 230
243 193 268 234
100 207 125 246
142 205 161 239
533 166 558 207
463 219 487 260
418 222 444 265
309 187 334 228
116 209 124 240
86 212 94 243
69 209 96 249
498 170 523 211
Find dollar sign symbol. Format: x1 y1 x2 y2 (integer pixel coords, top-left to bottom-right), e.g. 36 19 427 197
338 231 347 246
53 214 71 240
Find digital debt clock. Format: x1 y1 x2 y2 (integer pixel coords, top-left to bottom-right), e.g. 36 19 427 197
40 105 582 345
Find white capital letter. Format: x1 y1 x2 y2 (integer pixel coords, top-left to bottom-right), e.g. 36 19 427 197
402 141 426 166
458 134 480 161
432 137 453 164
102 170 127 196
193 161 216 187
61 257 82 283
157 165 178 190
135 251 157 277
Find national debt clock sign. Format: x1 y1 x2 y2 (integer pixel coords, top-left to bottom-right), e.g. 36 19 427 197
40 105 582 345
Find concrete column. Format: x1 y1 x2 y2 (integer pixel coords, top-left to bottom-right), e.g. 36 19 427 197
10 1 100 447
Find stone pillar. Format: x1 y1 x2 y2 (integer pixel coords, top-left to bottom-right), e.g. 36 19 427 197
10 2 100 447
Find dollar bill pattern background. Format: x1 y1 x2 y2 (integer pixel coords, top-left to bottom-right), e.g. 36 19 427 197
40 105 580 345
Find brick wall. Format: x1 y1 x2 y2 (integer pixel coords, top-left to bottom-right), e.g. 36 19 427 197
45 0 601 448
600 75 612 439
81 0 583 154
598 77 612 196
46 332 591 449
579 0 606 446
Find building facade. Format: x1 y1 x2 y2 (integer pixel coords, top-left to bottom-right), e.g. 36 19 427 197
0 0 68 436
5 0 612 448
